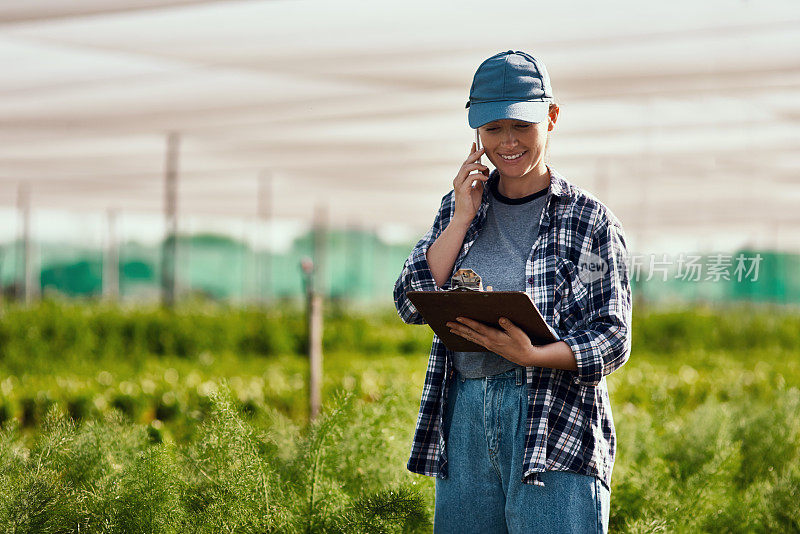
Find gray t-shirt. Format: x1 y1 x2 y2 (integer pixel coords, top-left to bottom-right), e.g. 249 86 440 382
452 177 549 378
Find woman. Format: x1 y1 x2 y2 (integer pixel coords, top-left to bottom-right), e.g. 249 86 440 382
393 50 632 533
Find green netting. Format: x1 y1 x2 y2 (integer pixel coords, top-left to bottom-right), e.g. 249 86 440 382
2 235 799 306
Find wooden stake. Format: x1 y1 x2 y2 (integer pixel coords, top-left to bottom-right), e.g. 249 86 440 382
306 204 327 421
17 183 34 304
161 132 179 308
103 208 119 302
257 171 272 306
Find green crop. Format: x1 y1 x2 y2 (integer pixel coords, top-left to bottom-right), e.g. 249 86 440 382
0 299 797 531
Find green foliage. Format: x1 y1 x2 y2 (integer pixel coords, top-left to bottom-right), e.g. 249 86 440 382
0 385 430 533
4 299 800 371
0 299 305 369
179 383 291 532
329 486 430 534
607 388 800 533
0 301 798 532
630 302 800 354
607 345 800 533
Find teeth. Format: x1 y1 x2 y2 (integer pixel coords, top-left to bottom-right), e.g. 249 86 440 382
500 152 524 160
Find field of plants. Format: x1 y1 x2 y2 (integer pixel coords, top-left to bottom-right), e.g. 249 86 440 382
0 300 798 532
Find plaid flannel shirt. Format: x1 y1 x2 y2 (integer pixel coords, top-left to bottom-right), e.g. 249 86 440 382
393 167 632 490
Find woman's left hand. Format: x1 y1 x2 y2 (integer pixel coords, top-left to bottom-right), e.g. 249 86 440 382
446 317 536 366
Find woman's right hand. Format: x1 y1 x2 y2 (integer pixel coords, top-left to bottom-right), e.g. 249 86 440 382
452 143 490 226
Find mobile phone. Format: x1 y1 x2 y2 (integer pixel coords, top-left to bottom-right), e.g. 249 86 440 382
472 129 482 189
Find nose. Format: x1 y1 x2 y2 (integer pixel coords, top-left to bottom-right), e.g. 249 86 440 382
499 128 518 148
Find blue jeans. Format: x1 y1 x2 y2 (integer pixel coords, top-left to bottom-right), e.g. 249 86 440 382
434 368 610 534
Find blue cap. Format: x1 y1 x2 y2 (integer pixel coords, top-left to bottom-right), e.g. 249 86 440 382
466 50 553 129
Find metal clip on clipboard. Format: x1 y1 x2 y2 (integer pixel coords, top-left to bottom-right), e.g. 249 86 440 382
445 268 488 292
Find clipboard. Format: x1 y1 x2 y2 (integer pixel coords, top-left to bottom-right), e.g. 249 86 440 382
407 290 558 352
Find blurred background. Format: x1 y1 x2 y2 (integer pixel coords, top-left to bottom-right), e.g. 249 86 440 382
2 0 799 308
1 3 800 531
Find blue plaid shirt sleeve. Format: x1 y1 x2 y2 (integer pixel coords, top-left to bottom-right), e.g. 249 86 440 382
393 192 452 325
560 213 633 387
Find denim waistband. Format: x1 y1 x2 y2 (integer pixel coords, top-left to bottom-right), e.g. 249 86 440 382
455 367 525 386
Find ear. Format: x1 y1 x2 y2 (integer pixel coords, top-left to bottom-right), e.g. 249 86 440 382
547 104 559 131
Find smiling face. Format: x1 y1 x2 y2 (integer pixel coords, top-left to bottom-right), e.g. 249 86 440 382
478 104 559 182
